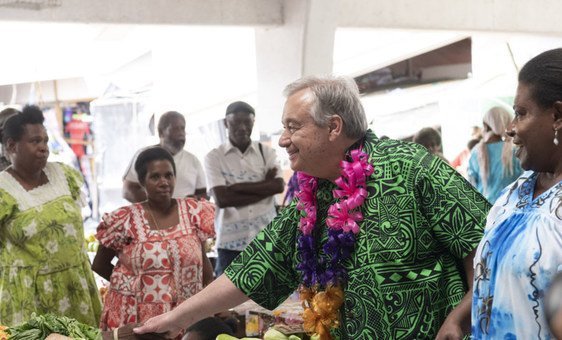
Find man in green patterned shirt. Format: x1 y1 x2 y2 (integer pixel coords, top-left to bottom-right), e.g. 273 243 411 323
135 76 490 339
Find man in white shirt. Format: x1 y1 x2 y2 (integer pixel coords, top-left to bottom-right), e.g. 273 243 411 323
122 111 207 203
205 101 284 276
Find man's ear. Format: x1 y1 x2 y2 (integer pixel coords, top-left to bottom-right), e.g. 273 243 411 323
327 115 344 141
5 138 16 154
223 118 228 128
554 101 562 130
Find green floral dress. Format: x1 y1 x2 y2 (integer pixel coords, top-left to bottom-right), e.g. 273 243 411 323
0 162 102 327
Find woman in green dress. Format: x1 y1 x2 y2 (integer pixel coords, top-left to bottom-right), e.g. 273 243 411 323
0 105 102 327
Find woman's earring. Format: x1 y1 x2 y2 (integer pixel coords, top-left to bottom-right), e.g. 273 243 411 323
555 129 560 146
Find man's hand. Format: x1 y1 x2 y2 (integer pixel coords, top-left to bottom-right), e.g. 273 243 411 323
437 248 475 339
265 167 278 180
435 315 465 340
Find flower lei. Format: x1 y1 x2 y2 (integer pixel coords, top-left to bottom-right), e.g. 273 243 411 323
295 148 373 340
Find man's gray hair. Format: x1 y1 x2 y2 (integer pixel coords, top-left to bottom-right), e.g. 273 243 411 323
283 76 368 139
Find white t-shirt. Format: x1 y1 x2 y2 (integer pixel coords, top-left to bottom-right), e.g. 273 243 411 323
205 141 282 251
123 147 206 198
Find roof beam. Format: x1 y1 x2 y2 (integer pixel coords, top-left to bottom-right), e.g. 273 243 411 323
2 0 561 35
0 0 283 26
338 0 562 34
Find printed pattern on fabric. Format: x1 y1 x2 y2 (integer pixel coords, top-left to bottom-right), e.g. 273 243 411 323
218 214 277 250
0 162 102 327
96 198 215 331
472 171 562 339
226 130 490 339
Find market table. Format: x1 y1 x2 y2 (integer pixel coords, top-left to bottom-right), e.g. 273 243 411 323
230 294 305 338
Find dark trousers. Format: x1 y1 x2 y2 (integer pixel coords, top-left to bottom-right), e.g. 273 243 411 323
215 248 242 277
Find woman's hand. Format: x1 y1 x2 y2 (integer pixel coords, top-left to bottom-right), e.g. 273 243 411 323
91 245 116 281
133 311 184 339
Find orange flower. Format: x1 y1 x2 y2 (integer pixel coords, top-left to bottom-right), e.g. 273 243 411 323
300 285 345 340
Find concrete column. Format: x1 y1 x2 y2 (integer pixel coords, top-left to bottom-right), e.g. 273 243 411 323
254 0 339 133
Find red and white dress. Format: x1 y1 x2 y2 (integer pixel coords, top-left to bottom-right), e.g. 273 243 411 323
96 198 215 330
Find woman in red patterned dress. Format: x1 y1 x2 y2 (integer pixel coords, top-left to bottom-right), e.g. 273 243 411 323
92 146 215 335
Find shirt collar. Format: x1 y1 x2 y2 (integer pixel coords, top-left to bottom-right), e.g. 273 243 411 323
224 140 258 156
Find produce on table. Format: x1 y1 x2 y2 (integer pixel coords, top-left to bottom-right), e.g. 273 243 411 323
85 234 99 253
45 334 73 340
215 335 259 340
6 315 169 340
7 313 101 340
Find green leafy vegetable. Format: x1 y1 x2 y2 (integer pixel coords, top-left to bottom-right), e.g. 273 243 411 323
7 313 101 340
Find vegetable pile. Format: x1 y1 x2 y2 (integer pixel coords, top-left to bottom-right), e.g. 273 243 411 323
7 313 101 340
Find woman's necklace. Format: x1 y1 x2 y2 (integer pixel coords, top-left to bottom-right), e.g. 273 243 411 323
145 203 162 230
295 148 373 340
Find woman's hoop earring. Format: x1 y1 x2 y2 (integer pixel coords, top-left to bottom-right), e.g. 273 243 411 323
555 129 560 146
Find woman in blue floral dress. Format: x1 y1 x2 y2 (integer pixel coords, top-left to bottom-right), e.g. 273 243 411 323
472 48 562 339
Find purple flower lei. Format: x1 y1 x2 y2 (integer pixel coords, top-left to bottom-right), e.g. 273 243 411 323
295 148 374 288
